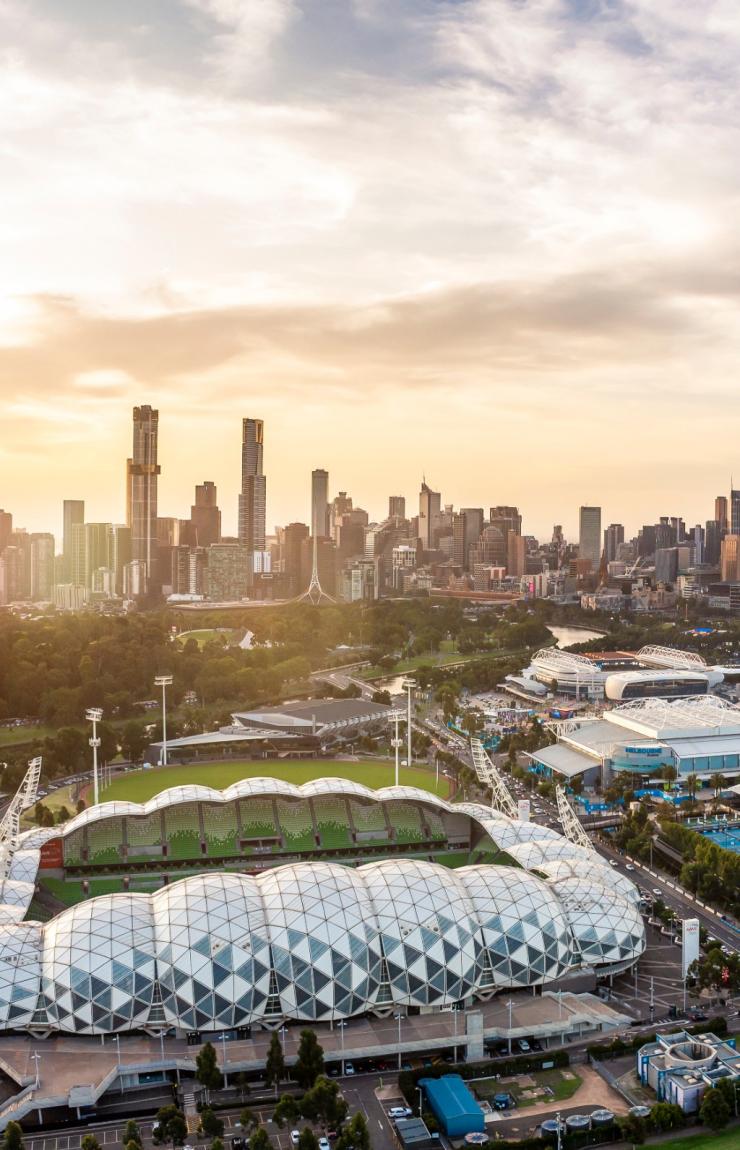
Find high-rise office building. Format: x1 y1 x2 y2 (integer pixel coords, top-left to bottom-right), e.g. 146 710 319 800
655 547 679 584
283 522 310 596
191 481 221 547
705 520 722 566
578 506 602 568
0 510 12 553
604 523 625 564
30 533 55 600
507 531 526 577
311 469 330 540
62 500 84 581
716 495 729 534
238 419 266 569
128 405 160 587
208 543 252 601
731 490 740 536
419 481 441 550
489 506 522 538
388 496 405 520
721 535 740 583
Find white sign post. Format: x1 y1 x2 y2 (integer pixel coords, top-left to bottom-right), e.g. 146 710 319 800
682 918 700 979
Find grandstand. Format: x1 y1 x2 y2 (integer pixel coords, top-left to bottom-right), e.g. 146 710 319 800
37 781 505 904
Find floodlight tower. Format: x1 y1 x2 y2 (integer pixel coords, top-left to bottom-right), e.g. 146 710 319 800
403 679 417 769
389 711 403 786
154 675 174 766
86 708 103 806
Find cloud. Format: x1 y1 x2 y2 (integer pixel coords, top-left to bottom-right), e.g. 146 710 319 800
184 0 299 82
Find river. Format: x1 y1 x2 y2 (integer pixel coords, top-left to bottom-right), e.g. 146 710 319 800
546 624 606 649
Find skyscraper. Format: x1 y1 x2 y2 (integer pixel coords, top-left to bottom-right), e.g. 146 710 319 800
715 495 729 534
388 496 406 520
238 418 267 566
191 481 221 547
731 490 740 536
578 506 602 568
603 523 625 564
62 499 84 581
419 480 441 549
0 510 11 554
128 405 160 586
311 469 330 539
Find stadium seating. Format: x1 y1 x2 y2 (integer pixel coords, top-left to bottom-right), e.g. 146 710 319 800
422 809 447 841
348 799 389 838
63 829 85 866
202 802 239 855
86 818 124 865
385 801 424 843
164 804 203 860
125 812 164 859
238 798 277 841
312 796 352 849
275 799 316 851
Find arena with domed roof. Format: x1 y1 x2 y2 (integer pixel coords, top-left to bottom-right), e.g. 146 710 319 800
0 768 645 1036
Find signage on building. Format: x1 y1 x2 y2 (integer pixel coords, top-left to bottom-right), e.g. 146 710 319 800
517 799 531 823
682 917 700 978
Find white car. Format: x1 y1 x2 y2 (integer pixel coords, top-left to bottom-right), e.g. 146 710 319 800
625 864 635 871
609 860 619 868
344 1061 355 1075
653 888 663 897
319 1139 330 1150
389 1107 413 1119
291 1133 301 1146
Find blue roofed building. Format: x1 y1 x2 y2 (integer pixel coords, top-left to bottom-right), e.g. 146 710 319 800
419 1075 485 1137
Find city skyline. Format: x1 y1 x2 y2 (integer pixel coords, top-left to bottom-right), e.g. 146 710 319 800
3 3 740 535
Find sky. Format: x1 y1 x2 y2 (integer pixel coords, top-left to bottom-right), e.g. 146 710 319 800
2 0 740 541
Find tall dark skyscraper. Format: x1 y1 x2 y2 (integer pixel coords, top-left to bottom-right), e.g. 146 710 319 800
238 418 266 559
128 405 160 585
191 481 221 547
731 489 740 536
311 469 330 539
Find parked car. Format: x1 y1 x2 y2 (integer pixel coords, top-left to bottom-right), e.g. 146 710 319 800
291 1133 301 1146
517 1039 530 1053
318 1139 330 1150
389 1107 413 1119
344 1062 355 1075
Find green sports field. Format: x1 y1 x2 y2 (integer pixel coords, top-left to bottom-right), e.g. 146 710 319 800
649 1133 740 1150
99 758 450 804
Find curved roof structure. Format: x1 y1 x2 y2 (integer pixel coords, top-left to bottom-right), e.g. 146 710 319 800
2 859 643 1033
637 645 707 670
604 669 717 701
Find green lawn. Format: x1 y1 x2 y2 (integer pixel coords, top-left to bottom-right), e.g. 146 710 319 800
176 628 240 648
651 1134 740 1150
0 723 56 747
99 758 450 803
475 1068 582 1108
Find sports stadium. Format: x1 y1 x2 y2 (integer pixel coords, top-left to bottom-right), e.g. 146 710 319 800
0 763 646 1036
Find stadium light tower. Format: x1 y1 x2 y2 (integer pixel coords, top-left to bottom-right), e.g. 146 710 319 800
389 712 403 786
154 674 174 765
86 708 103 806
402 679 416 768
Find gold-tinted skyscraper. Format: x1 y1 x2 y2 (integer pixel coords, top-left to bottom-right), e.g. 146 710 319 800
128 405 160 586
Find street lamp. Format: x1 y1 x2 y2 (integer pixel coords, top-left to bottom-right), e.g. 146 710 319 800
154 675 174 766
86 708 103 806
221 1031 229 1087
394 1011 404 1071
338 1019 347 1076
389 712 403 787
506 999 514 1055
402 679 417 768
31 1051 41 1088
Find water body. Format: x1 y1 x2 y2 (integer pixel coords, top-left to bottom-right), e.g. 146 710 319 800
547 625 606 649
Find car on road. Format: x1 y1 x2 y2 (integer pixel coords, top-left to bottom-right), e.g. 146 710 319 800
389 1107 413 1119
625 863 635 871
609 859 619 868
318 1138 330 1150
653 888 663 897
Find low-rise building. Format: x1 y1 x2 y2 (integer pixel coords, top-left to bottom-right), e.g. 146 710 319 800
637 1029 740 1113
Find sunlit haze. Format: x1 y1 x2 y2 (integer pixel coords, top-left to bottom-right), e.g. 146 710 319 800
2 1 740 537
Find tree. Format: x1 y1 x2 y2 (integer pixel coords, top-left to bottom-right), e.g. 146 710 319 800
294 1029 324 1090
195 1040 224 1096
123 1121 142 1147
212 1141 224 1150
3 1122 24 1150
273 1096 301 1129
248 1129 271 1150
153 1105 188 1148
199 1109 224 1139
240 1109 260 1134
125 1141 140 1150
648 1103 683 1133
81 1138 101 1150
297 1133 319 1150
336 1114 370 1150
121 719 149 763
700 1086 730 1131
265 1030 286 1096
618 1114 645 1146
301 1077 348 1128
